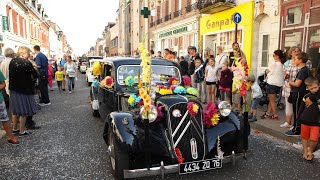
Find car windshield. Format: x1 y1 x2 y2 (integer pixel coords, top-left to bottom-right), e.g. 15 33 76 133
117 65 181 85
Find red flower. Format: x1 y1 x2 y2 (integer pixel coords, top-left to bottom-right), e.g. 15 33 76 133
183 76 191 86
240 82 247 97
137 99 144 106
202 102 219 128
168 77 178 85
105 77 113 86
156 105 164 122
175 148 185 164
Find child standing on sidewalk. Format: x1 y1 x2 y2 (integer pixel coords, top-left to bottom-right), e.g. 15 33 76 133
194 59 206 103
246 74 263 122
0 70 19 144
205 58 220 103
55 66 65 94
297 77 320 161
219 63 232 102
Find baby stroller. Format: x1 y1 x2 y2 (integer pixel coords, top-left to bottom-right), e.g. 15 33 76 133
258 72 285 111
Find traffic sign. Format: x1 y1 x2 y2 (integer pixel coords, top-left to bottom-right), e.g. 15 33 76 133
232 12 242 24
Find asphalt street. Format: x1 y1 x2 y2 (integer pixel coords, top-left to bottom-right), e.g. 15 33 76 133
0 74 319 180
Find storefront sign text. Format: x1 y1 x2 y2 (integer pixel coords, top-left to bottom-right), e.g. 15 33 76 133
206 16 234 30
159 26 188 38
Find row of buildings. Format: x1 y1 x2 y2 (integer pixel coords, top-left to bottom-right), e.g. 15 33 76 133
0 0 72 60
90 0 320 76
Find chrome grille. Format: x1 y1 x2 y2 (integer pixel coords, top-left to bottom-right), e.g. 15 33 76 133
168 102 205 162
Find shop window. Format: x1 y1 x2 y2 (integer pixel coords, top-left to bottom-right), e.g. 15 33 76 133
287 6 302 25
261 35 269 67
308 28 320 71
283 31 302 51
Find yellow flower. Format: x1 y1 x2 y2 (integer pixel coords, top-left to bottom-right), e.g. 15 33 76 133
128 96 135 104
192 104 199 113
172 80 178 85
159 89 173 95
210 114 220 126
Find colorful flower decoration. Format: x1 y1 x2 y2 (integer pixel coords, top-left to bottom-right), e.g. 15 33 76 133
187 102 199 118
175 148 185 164
168 77 178 85
139 42 151 84
240 82 247 97
183 75 191 87
139 87 151 111
105 76 114 88
125 76 135 87
186 87 199 97
174 86 187 95
159 88 173 96
202 102 220 128
128 94 141 107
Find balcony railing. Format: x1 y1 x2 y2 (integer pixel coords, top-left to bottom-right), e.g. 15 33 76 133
185 3 199 13
164 14 172 22
174 10 182 18
197 0 235 14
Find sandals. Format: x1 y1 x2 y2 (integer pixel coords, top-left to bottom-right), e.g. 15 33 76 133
260 113 270 119
305 154 314 162
270 115 278 120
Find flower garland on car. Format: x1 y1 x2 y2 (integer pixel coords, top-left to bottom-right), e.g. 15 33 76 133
175 148 185 164
202 102 220 128
128 94 141 107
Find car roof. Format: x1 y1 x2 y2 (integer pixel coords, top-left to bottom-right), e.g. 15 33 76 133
102 57 179 67
89 58 109 63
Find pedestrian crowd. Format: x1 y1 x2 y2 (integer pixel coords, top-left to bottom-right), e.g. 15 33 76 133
155 43 319 162
0 46 78 145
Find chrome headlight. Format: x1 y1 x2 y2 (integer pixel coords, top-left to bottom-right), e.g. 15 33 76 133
140 105 158 123
218 101 231 117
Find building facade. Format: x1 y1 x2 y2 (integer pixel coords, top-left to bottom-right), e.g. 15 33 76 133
48 20 63 60
252 0 281 76
118 0 130 55
105 22 115 57
279 0 320 71
110 20 119 56
0 0 30 53
149 0 201 57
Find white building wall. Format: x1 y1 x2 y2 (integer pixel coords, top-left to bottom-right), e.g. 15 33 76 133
252 0 281 77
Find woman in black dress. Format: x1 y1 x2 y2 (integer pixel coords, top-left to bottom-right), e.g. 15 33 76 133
9 46 38 136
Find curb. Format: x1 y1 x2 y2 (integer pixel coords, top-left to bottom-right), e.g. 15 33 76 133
250 122 300 144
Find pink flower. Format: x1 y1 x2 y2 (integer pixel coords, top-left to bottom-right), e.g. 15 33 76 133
187 102 198 118
183 76 191 86
156 105 164 122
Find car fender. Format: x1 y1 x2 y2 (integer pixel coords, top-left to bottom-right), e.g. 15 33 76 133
107 112 137 149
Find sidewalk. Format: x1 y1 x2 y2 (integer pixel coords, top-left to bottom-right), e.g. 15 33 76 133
252 106 300 144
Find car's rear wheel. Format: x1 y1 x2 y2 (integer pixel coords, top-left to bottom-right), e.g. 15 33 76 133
108 127 130 180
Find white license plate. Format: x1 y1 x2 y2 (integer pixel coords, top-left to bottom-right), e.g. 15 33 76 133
179 158 222 175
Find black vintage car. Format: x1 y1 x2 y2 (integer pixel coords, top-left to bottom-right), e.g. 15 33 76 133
91 57 250 180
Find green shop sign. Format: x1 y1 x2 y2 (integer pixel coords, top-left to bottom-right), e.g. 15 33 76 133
2 16 9 31
159 26 188 38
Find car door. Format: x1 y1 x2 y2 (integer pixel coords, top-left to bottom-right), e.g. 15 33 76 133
98 63 115 119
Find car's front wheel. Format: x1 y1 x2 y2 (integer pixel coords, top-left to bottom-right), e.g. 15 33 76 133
108 127 130 180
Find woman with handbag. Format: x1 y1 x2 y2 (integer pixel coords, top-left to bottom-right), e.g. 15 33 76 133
9 46 38 136
64 55 78 94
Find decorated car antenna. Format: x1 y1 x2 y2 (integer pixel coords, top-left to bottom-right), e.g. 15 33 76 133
138 31 152 170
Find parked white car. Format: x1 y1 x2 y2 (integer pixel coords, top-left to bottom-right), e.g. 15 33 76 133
79 62 88 74
86 58 107 86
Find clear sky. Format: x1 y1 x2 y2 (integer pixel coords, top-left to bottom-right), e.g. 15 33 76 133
40 0 118 55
